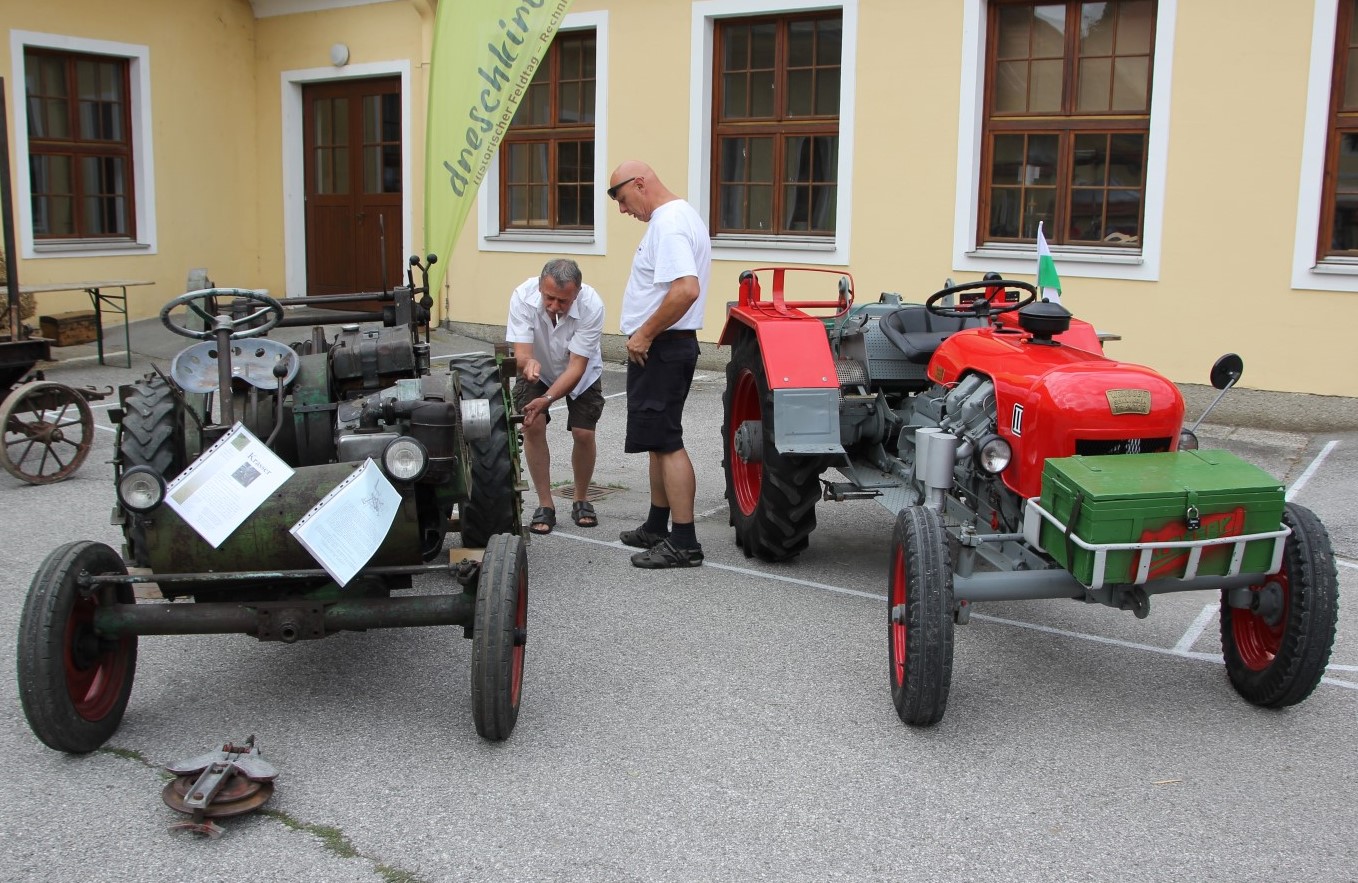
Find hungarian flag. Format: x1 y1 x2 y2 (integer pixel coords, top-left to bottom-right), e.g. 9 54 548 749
424 0 575 299
1036 221 1062 305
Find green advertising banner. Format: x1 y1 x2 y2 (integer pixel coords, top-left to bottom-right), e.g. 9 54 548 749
424 0 574 300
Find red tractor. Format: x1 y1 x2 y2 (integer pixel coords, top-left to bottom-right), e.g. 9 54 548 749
719 268 1339 726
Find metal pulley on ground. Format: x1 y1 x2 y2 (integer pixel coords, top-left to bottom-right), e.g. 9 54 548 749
162 735 277 837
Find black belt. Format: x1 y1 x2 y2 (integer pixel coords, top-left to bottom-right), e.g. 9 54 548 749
653 329 697 341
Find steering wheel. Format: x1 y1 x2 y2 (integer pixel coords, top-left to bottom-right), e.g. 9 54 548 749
924 279 1038 320
160 288 284 340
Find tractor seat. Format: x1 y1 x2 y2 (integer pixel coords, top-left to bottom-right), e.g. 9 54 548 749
170 338 301 395
878 305 986 364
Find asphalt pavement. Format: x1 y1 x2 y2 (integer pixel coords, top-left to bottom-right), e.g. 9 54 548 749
0 317 1353 882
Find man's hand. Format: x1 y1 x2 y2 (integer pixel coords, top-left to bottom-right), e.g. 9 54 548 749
522 395 549 427
626 331 652 366
520 357 542 382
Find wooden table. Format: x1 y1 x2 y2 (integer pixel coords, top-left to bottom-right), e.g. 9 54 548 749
18 280 154 367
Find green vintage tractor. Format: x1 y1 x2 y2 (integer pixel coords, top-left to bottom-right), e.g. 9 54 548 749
16 256 528 753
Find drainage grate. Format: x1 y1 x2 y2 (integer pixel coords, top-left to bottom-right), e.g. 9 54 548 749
551 483 621 502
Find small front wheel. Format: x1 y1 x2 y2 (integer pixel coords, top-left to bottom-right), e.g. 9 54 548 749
887 506 954 726
17 541 138 753
471 533 528 740
1221 503 1338 708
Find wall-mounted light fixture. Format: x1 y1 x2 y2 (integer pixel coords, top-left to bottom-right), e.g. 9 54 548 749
330 43 350 67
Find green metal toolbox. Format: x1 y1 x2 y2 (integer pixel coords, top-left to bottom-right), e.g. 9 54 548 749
1023 450 1288 588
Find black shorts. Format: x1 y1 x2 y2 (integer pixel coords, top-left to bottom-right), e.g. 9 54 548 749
513 377 605 431
625 333 698 453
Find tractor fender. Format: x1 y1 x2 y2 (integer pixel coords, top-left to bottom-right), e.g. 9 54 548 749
721 306 843 455
719 306 838 391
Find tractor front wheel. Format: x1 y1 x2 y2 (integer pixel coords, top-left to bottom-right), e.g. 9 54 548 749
887 506 954 726
450 354 521 548
17 541 138 753
471 533 528 740
1220 502 1338 708
721 332 824 562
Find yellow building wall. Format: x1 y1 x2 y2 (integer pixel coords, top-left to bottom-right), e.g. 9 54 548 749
439 0 1358 398
6 1 1354 396
2 0 260 319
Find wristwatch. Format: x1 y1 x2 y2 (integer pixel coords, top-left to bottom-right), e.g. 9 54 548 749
542 393 553 403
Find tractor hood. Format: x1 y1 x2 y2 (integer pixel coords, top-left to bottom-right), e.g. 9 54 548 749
930 328 1185 499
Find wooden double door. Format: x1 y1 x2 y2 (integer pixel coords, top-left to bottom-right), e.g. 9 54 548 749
303 77 403 299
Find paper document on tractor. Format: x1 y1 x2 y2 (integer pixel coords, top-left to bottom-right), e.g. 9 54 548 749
165 423 295 548
289 458 401 587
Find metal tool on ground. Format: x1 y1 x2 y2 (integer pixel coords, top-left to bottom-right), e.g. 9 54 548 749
163 735 278 837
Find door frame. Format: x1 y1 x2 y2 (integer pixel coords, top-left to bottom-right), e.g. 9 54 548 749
281 60 412 299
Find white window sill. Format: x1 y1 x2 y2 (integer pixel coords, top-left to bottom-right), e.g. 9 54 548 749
479 229 602 256
31 239 153 259
968 244 1145 266
710 234 848 266
1310 258 1358 275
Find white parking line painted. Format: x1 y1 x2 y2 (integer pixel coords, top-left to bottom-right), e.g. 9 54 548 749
1338 559 1358 571
553 531 882 600
547 530 1358 689
47 351 129 365
1286 439 1340 501
1173 604 1218 654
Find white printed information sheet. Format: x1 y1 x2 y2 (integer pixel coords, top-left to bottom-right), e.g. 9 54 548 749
164 423 295 548
289 458 401 587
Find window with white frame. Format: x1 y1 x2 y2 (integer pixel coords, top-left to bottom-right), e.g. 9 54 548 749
500 29 596 230
980 0 1155 249
480 13 606 254
11 31 154 257
690 0 856 265
711 12 841 237
953 0 1173 281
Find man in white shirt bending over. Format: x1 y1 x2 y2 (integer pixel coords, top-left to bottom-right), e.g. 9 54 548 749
505 258 607 535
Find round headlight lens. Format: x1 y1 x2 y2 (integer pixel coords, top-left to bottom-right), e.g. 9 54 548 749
118 466 166 512
382 437 429 482
1178 429 1199 451
977 436 1012 473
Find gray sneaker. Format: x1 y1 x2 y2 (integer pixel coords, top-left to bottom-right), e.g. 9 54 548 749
630 539 704 569
620 526 667 549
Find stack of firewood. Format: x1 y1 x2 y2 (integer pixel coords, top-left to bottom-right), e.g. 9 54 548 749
2 249 38 334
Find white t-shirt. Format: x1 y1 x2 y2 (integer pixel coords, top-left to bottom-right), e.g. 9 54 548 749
619 199 712 335
504 276 606 398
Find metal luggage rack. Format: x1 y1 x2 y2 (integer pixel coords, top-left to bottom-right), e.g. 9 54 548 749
1021 499 1291 590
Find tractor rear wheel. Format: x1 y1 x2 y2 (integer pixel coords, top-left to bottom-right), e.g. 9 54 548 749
118 373 187 480
17 541 138 753
450 354 521 548
471 533 527 740
1220 502 1338 708
887 506 954 726
721 332 823 562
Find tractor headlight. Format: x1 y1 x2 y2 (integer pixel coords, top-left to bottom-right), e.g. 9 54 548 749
976 435 1012 473
118 466 166 512
382 436 429 482
1178 429 1199 450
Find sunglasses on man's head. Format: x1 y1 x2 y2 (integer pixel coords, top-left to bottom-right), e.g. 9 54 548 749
607 177 638 200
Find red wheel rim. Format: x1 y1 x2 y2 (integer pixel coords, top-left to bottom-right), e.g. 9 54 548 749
63 594 132 720
510 568 527 706
729 368 761 516
890 546 907 684
1231 572 1289 671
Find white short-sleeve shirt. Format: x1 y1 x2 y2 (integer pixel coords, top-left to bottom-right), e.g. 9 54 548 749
619 199 712 335
504 277 606 398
